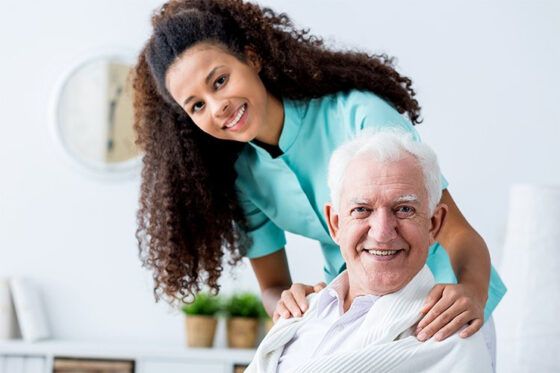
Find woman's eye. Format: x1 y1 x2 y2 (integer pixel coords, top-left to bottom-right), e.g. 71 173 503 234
191 101 204 113
395 206 415 218
213 75 228 89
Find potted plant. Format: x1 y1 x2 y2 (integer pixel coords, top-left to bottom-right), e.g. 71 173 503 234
224 292 265 348
181 292 221 348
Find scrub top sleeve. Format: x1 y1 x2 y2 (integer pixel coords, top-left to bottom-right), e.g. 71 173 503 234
343 90 422 140
345 90 448 191
440 174 449 190
236 188 287 259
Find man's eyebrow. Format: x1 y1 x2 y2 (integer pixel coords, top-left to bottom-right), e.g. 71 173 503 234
182 65 225 108
349 198 372 205
394 194 419 203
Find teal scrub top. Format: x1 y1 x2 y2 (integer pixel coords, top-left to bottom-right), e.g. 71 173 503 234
234 90 506 320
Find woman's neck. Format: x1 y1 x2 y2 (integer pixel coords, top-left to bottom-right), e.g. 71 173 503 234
255 93 284 146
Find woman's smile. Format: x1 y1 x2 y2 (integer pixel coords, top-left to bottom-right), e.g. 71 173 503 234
223 103 248 131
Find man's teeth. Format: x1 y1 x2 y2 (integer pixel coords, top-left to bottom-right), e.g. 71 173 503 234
225 104 246 128
367 249 399 256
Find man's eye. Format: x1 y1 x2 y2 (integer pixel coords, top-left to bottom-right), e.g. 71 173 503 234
350 207 370 217
191 101 204 113
213 75 228 89
395 206 415 218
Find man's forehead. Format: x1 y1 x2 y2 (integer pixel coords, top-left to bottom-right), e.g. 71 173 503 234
341 157 427 206
347 193 420 205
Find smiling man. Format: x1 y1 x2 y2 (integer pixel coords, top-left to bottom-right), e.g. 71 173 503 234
246 130 493 373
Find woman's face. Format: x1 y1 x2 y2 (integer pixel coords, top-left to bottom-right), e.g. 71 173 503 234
165 43 280 143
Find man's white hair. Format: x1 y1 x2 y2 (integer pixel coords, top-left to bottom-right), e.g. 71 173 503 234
327 129 442 214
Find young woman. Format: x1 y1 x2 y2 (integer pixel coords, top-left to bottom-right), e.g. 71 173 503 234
133 0 505 343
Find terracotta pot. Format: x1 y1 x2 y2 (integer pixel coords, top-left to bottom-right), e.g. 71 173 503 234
227 317 259 348
185 315 218 348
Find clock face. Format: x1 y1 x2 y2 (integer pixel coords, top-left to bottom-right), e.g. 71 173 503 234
55 55 142 176
105 62 139 164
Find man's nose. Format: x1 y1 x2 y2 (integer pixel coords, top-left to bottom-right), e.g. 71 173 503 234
368 210 398 243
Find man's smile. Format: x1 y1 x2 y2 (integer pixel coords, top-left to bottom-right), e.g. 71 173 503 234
361 248 405 261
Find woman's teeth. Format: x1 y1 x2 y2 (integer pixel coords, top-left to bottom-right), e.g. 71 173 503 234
367 249 399 256
225 104 246 128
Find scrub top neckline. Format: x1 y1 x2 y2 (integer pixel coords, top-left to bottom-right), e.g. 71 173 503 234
248 98 302 158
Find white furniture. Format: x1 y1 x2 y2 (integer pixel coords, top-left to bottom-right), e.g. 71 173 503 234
0 340 255 373
496 184 560 373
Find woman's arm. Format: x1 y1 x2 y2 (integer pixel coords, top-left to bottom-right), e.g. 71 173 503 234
250 249 292 317
416 189 490 341
438 189 490 301
250 249 325 321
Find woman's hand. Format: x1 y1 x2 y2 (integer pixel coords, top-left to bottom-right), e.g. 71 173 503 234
272 282 326 322
416 283 486 342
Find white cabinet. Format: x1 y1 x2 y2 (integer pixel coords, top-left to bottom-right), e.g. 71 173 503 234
0 341 254 373
0 356 46 373
2 356 24 373
139 360 226 373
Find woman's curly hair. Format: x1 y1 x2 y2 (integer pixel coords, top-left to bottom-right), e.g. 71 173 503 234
134 0 422 303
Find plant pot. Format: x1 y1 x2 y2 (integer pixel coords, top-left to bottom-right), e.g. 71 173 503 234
227 317 259 348
185 315 217 348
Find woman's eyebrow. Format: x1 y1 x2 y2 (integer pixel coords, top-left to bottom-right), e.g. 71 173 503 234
183 65 225 107
205 65 224 85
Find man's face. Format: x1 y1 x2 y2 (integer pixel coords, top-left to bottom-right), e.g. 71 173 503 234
325 154 446 297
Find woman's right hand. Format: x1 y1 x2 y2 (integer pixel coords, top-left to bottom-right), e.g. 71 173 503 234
272 282 326 322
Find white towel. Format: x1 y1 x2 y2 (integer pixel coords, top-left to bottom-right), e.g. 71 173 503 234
246 266 492 373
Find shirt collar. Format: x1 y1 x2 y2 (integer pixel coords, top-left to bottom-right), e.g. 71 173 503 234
316 270 379 319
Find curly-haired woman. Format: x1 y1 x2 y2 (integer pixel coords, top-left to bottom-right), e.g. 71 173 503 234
133 0 505 347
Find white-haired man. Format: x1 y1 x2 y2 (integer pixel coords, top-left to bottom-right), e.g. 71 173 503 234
246 130 493 373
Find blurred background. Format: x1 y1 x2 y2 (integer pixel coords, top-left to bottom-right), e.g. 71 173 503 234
1 0 559 370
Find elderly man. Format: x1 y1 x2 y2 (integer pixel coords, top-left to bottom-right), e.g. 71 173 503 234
246 130 493 373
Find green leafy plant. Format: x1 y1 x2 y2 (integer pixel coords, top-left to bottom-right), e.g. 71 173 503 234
225 292 266 318
181 292 222 317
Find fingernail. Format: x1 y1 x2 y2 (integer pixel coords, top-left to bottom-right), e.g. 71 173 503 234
417 332 427 341
435 333 443 341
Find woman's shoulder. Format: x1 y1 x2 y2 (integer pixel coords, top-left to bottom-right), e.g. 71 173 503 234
311 90 415 134
314 89 392 110
286 90 392 118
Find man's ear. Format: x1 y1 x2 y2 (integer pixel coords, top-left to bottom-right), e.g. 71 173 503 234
429 203 448 244
324 203 340 244
244 46 261 73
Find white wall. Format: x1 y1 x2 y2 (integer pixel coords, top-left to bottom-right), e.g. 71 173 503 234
1 0 559 356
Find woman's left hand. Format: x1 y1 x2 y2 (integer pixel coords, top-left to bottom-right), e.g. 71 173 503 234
415 283 485 342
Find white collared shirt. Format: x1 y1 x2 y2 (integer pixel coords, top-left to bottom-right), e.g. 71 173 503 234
276 272 379 373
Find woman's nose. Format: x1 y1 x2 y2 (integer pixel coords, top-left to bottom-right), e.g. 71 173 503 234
211 98 230 118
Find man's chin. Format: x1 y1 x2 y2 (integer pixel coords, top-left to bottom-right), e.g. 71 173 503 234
363 276 406 296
